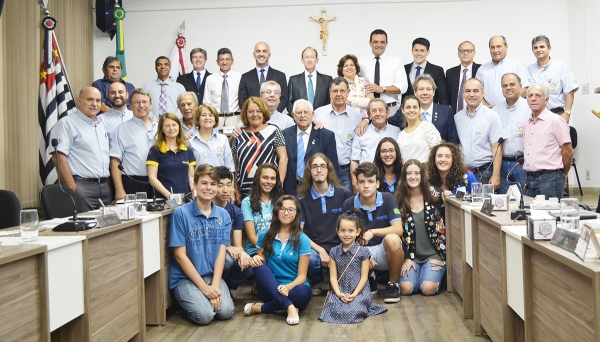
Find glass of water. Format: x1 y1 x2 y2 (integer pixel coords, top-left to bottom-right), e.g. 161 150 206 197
124 194 136 207
482 184 494 204
471 182 483 207
20 209 39 242
560 198 579 231
135 192 148 215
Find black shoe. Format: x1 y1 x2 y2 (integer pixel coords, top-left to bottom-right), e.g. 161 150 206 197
384 282 400 303
369 271 377 295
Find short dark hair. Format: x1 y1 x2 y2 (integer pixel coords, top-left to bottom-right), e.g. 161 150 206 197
331 77 349 88
215 166 232 181
412 37 430 50
155 56 170 66
102 56 121 69
190 48 207 60
337 54 360 77
301 46 318 59
354 162 380 182
217 48 233 59
501 72 521 84
369 29 387 42
531 35 551 48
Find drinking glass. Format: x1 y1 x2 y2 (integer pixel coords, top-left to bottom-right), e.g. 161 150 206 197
482 184 495 204
560 198 579 231
124 194 136 208
20 209 39 242
135 192 148 215
471 182 483 207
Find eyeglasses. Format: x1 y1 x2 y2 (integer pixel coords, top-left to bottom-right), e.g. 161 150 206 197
459 49 474 54
280 207 297 214
262 90 280 95
132 101 149 106
310 164 327 171
381 149 396 155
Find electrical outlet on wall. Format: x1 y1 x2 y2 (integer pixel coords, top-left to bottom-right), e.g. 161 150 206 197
586 170 591 180
582 83 590 94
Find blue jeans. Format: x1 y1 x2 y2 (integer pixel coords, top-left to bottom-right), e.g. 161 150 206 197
524 170 564 200
399 259 446 296
474 168 493 185
172 277 235 325
338 166 352 191
253 264 312 313
223 252 253 290
499 161 526 194
308 249 324 285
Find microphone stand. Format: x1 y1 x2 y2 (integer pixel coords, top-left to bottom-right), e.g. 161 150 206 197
507 157 527 220
118 165 164 211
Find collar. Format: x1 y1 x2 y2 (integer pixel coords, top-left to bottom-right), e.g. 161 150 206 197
529 108 551 122
372 52 386 60
191 200 217 218
536 57 552 70
156 78 170 84
256 66 270 74
413 61 427 70
384 176 397 186
297 124 312 138
311 184 335 199
503 97 526 112
157 140 188 153
492 57 506 66
466 103 484 117
461 63 473 72
132 115 155 129
330 104 348 116
193 129 218 141
75 110 99 126
341 242 361 255
219 70 232 77
421 103 433 114
353 191 384 211
369 122 389 133
304 70 317 78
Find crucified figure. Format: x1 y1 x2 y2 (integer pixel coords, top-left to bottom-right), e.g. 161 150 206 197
310 9 337 54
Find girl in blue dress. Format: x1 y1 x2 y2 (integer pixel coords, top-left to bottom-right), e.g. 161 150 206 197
319 208 387 324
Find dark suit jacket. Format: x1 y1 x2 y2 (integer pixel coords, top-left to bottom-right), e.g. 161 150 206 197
402 62 449 105
282 124 339 195
388 103 459 145
287 71 333 113
238 67 288 112
176 70 211 104
446 63 481 113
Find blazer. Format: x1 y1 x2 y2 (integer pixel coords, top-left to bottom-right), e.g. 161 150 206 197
287 71 333 113
402 62 449 106
176 70 211 104
388 103 459 145
238 67 288 113
281 124 339 196
446 63 481 113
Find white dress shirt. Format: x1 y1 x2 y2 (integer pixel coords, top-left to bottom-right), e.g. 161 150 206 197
203 70 242 114
304 71 317 99
359 52 408 104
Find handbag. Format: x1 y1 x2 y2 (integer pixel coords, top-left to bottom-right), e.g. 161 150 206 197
323 246 361 306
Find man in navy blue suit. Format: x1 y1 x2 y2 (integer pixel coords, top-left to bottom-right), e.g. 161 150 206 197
282 99 339 195
389 74 459 144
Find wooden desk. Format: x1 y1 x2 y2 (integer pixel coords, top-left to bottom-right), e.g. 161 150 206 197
523 237 600 341
445 197 475 318
0 244 49 342
472 209 525 341
45 219 145 342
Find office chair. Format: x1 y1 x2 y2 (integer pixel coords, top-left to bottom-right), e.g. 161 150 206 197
569 126 583 196
0 189 21 229
39 184 84 219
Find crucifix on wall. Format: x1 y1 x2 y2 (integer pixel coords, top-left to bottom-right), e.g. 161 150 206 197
310 8 337 56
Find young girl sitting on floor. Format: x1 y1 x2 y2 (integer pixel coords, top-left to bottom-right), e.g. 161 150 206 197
319 208 387 324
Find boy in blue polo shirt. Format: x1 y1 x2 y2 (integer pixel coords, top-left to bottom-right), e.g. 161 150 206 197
169 164 234 325
342 162 403 303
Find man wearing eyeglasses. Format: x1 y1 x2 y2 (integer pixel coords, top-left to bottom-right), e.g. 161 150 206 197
282 99 339 196
446 41 481 114
297 153 353 295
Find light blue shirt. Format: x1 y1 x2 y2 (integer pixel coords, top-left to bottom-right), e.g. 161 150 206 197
257 231 311 285
475 56 530 107
101 108 133 144
492 98 529 157
527 58 578 110
454 103 507 168
110 116 158 176
142 79 186 120
241 197 273 256
188 130 235 172
314 104 363 165
50 110 110 178
409 61 428 84
182 123 198 136
256 66 270 82
351 123 401 164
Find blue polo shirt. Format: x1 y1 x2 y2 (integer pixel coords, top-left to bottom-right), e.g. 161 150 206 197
146 141 196 197
223 201 244 239
169 201 231 289
342 191 402 246
241 197 273 256
257 231 311 285
298 184 353 252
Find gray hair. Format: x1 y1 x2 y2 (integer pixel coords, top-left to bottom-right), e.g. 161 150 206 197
130 88 152 102
526 83 549 98
189 48 207 60
260 80 281 94
413 74 437 91
489 35 507 47
331 76 349 88
367 98 389 115
292 99 313 113
501 72 521 84
301 46 318 59
531 35 551 48
177 91 198 105
458 41 475 52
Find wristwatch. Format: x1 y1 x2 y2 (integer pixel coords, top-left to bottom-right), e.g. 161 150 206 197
382 86 386 94
564 110 571 115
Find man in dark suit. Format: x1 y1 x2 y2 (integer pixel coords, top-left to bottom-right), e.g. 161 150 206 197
402 38 449 106
176 48 211 105
287 47 333 113
446 41 480 113
238 42 288 113
389 74 459 144
282 99 339 195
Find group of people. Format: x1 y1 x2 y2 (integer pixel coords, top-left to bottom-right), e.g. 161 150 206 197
47 28 577 326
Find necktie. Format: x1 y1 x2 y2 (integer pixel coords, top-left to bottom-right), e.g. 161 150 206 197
457 68 468 112
260 69 266 85
422 111 429 122
220 74 229 114
297 132 306 177
159 83 167 116
196 71 202 90
307 74 314 105
374 56 380 98
415 66 422 79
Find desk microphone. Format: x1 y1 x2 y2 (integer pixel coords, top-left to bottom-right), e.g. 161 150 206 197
51 138 86 232
481 137 505 178
118 164 164 211
507 157 527 220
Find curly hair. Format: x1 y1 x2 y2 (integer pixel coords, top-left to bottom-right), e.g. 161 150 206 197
395 159 440 222
336 54 361 77
427 142 467 191
261 195 302 256
373 137 402 192
249 163 283 214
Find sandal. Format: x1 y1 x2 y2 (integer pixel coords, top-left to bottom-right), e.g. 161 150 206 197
286 308 299 325
244 302 263 316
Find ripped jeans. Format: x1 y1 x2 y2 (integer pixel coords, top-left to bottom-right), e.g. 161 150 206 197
399 259 446 296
